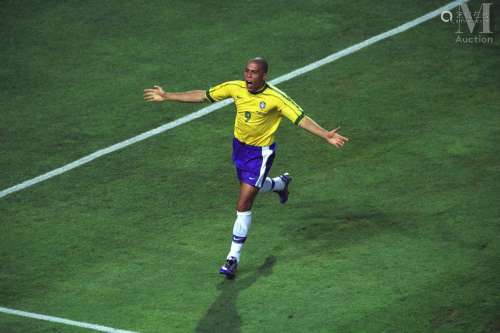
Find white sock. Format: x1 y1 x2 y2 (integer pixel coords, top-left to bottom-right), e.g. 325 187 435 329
227 210 252 262
260 176 286 193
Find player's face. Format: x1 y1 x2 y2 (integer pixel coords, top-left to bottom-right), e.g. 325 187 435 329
244 62 267 93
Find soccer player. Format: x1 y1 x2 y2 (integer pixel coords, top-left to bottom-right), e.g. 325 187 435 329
144 57 348 278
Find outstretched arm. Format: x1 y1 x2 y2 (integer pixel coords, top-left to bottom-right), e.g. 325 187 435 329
299 115 348 148
143 85 207 103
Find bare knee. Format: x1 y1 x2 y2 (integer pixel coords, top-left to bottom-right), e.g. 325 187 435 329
237 183 259 211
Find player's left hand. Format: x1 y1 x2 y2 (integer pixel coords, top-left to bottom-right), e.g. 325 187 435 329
325 127 349 148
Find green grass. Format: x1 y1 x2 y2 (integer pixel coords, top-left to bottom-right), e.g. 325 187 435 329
1 0 499 332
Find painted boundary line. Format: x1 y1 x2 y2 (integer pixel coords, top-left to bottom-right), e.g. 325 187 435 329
0 306 138 333
0 0 468 199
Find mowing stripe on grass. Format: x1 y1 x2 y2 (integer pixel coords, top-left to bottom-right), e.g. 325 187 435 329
0 306 138 333
0 0 468 199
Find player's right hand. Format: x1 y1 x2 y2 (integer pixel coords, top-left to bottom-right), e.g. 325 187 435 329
143 85 166 102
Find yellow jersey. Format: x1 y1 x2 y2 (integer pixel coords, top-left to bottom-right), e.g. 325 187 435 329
206 80 305 146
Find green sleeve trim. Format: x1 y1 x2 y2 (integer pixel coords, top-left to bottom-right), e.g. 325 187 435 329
294 113 305 126
206 90 215 103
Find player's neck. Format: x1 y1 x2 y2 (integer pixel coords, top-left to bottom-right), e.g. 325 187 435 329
248 82 267 94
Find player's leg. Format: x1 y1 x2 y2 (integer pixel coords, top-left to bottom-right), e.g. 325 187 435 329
221 139 276 278
259 173 293 204
230 168 267 262
237 182 260 212
253 138 291 202
219 183 259 278
220 151 263 277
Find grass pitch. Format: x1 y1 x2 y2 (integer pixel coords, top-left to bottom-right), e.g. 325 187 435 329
1 0 499 332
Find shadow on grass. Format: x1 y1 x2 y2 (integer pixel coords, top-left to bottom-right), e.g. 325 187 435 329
285 203 412 252
195 255 277 333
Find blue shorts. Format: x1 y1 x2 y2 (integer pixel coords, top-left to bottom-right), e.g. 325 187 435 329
232 138 276 188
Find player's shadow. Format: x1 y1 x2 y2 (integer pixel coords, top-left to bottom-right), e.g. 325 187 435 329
285 203 413 255
195 255 277 333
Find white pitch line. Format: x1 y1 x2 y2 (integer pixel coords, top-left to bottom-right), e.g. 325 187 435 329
0 306 138 333
0 0 468 199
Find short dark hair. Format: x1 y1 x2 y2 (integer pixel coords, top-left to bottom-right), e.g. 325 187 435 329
248 57 269 73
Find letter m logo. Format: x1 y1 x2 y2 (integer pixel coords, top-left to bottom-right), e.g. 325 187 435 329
457 3 493 34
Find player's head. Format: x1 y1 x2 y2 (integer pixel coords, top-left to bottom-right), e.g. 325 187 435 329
244 57 268 93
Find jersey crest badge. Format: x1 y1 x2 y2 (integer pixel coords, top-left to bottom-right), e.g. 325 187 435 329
259 101 266 110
